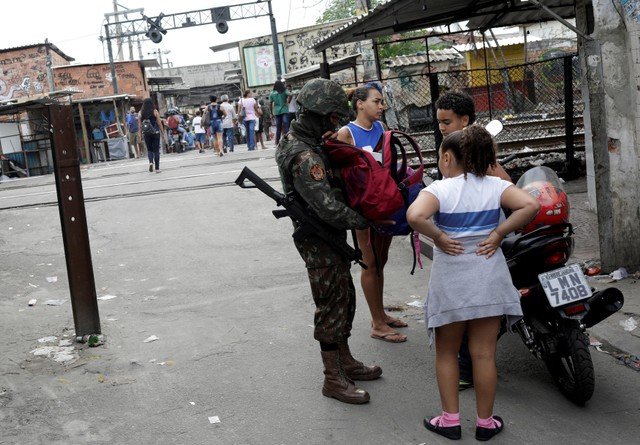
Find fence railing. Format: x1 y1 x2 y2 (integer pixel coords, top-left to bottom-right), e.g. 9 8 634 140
341 55 583 176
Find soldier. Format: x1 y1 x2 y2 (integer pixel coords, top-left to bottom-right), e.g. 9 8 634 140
275 79 382 404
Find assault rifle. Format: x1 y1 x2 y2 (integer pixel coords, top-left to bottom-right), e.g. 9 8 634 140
235 167 367 269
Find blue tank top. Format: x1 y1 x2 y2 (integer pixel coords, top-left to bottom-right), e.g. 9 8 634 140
347 121 384 151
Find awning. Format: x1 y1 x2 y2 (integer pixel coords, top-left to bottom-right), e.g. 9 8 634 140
383 48 463 68
147 76 184 86
312 0 576 52
0 90 80 115
72 93 136 104
209 42 240 53
284 53 362 83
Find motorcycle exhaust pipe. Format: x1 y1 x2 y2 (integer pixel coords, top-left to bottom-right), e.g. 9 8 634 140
581 288 624 329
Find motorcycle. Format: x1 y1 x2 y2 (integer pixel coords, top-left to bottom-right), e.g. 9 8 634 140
166 110 188 154
500 164 624 405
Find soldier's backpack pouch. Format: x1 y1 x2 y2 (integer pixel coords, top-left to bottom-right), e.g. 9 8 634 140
322 139 404 221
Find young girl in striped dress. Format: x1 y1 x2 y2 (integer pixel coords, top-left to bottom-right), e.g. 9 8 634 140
407 125 539 441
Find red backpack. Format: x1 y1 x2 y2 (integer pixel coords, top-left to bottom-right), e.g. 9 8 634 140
322 130 424 222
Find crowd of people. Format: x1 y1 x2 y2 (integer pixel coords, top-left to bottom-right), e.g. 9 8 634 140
275 78 539 442
123 81 300 172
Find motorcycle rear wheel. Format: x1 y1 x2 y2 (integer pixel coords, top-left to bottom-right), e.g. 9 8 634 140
544 322 595 405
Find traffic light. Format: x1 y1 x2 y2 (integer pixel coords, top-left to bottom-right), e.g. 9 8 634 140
144 13 167 44
212 7 230 34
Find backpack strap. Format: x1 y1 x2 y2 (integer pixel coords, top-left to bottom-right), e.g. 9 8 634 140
390 130 424 189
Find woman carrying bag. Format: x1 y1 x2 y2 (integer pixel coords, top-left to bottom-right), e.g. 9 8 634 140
238 90 261 151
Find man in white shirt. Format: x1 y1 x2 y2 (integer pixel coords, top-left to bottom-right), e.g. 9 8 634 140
220 94 237 152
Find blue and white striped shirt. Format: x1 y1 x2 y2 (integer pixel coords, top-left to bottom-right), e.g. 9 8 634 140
424 173 512 238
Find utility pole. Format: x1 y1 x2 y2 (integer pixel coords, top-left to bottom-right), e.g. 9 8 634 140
149 49 170 76
113 0 124 61
267 0 282 79
104 24 119 94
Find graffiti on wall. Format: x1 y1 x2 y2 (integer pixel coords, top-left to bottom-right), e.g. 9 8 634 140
54 62 146 99
0 46 49 101
621 0 640 24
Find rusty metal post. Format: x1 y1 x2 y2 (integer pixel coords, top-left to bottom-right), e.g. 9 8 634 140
49 104 101 337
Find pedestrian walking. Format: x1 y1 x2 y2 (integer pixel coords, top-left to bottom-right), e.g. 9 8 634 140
238 90 260 151
435 91 511 390
220 94 237 153
192 110 206 153
406 125 539 441
206 96 226 156
137 98 167 173
286 84 298 124
269 80 290 144
275 78 383 405
256 98 267 150
260 97 272 140
336 82 407 343
126 106 142 158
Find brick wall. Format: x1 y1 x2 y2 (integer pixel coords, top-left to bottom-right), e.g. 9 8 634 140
0 45 69 101
53 61 149 100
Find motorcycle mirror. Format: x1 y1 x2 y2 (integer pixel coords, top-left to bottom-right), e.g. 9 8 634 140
485 120 503 137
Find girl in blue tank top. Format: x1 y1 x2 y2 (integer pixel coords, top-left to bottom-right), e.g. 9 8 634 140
336 83 408 344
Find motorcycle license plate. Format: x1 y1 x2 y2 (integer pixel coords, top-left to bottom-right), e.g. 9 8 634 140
538 264 592 308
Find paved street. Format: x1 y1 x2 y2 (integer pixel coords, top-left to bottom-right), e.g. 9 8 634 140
1 146 639 444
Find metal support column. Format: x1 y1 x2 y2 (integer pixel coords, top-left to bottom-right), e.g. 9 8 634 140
563 56 576 178
49 104 101 337
482 34 493 120
373 40 383 81
429 72 442 179
267 0 282 79
105 24 119 94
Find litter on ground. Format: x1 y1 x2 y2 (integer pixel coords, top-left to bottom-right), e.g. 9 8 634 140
208 416 221 424
619 317 638 332
37 336 58 343
44 299 65 306
143 335 159 343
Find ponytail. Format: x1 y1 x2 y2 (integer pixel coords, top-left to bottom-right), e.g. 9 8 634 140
440 125 496 178
460 125 496 177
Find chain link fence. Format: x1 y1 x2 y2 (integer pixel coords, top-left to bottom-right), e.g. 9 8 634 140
341 55 584 174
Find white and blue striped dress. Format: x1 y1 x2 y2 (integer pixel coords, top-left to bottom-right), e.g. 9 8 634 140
423 173 523 341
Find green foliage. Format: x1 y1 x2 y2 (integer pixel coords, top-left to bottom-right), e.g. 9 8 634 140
316 2 435 59
316 0 380 24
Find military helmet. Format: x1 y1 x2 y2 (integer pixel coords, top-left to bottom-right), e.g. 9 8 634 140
296 79 349 118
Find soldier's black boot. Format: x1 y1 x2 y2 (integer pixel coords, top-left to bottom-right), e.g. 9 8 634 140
338 342 382 381
320 350 370 404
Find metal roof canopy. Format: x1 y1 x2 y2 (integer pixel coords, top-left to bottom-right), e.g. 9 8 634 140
0 42 75 61
147 76 184 86
72 93 135 104
284 54 362 83
312 0 577 52
0 90 80 115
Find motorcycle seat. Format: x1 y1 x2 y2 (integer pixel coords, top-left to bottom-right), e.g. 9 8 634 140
501 233 523 255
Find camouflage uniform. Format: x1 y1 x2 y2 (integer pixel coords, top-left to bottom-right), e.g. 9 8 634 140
275 81 369 345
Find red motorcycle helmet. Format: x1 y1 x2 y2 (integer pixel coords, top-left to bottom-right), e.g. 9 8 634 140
520 181 570 233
